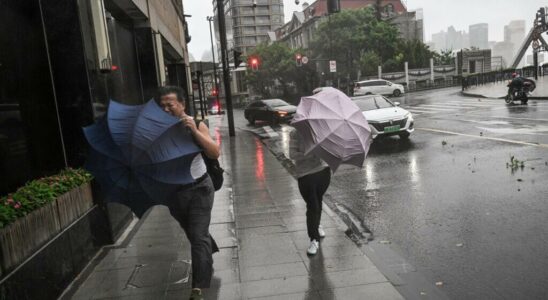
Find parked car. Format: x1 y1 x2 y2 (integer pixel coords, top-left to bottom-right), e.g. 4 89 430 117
354 80 405 97
352 95 414 139
244 99 297 125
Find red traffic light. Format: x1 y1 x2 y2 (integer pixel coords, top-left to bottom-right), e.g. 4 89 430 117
211 88 218 96
248 56 260 71
296 53 302 59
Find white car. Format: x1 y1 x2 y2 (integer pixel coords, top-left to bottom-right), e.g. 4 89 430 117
354 80 405 97
352 95 414 139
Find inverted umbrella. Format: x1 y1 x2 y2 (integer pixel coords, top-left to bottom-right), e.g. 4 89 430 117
83 99 202 217
291 87 372 172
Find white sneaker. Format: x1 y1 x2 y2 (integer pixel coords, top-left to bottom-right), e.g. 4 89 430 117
318 225 326 238
307 239 320 256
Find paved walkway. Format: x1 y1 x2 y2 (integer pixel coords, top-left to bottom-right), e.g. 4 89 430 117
463 76 548 99
62 116 404 300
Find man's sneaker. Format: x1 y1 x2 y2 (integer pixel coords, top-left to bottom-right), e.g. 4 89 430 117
307 239 320 256
318 225 326 238
189 288 204 300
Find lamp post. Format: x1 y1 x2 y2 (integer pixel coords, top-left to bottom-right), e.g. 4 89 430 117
207 16 221 115
216 0 235 136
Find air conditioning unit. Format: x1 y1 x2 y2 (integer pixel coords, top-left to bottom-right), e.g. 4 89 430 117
90 0 112 73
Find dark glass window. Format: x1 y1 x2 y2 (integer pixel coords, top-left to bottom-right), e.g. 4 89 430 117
0 0 66 195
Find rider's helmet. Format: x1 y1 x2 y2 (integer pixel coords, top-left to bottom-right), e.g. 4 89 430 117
512 72 518 78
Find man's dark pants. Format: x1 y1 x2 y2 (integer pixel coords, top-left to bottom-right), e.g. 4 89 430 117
167 175 219 288
297 167 331 241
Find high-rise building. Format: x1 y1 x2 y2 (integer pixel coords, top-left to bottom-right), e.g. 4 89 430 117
214 0 285 56
469 23 488 49
504 20 526 64
431 26 468 52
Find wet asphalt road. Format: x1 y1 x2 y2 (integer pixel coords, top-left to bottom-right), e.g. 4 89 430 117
228 87 548 299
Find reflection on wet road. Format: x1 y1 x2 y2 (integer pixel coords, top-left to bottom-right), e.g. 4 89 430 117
238 87 548 299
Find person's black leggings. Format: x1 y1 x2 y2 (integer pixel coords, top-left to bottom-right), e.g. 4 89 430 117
297 167 331 241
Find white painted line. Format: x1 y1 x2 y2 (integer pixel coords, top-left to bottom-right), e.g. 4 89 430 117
416 127 548 148
262 126 279 138
412 106 455 111
419 104 478 109
406 109 434 114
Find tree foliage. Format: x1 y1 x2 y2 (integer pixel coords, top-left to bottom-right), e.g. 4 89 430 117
433 49 456 65
311 7 433 77
244 43 318 101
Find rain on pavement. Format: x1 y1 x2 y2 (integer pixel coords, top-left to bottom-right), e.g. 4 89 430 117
237 87 548 299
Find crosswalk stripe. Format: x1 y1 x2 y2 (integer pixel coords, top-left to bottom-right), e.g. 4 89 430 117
418 104 478 109
411 106 455 111
417 127 548 148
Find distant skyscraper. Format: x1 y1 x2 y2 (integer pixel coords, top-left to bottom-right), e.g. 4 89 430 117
504 20 526 64
213 0 285 56
469 23 488 49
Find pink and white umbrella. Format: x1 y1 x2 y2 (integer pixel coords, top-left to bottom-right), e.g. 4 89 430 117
291 87 372 171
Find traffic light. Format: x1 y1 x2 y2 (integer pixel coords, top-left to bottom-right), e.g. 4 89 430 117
295 53 302 67
249 56 259 71
234 50 243 68
211 88 218 96
327 0 340 14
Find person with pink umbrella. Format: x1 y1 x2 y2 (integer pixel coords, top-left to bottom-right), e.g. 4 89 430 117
290 87 372 256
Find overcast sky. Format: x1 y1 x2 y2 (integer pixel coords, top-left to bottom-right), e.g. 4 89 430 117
183 0 546 59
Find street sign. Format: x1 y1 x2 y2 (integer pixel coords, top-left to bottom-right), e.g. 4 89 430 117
329 60 337 73
302 56 309 64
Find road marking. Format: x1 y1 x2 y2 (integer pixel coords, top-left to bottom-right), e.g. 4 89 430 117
263 126 279 138
416 127 548 148
467 115 548 122
406 109 431 114
418 104 478 109
410 106 455 111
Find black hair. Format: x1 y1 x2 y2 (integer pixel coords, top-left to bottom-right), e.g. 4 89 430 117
155 86 186 104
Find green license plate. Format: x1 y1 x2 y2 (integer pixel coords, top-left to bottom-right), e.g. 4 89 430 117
383 125 400 133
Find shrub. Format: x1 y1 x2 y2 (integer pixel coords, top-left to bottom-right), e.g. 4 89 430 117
0 168 93 228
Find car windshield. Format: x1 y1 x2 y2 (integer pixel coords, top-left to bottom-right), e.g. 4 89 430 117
353 96 394 111
263 99 290 107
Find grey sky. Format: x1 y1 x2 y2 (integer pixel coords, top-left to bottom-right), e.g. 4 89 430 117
183 0 546 59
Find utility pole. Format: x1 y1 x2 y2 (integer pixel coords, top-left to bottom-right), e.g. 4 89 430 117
207 16 221 115
216 0 235 136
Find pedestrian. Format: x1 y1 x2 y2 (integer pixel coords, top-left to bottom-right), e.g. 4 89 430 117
289 128 331 256
156 86 220 300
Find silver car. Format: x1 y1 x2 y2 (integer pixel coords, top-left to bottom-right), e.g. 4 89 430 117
352 95 414 139
354 80 405 97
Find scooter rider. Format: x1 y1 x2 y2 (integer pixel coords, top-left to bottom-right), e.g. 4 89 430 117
508 72 524 95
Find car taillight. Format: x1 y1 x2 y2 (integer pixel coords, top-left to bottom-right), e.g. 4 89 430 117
277 111 288 116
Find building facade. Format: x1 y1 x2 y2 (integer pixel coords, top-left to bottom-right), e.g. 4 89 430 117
458 49 492 75
273 0 422 51
504 20 526 66
0 0 194 297
214 0 285 55
469 23 489 49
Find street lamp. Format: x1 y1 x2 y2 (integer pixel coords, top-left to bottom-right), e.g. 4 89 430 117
207 16 221 115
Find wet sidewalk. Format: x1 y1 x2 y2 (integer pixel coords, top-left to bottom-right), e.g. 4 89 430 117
462 76 548 99
62 116 404 300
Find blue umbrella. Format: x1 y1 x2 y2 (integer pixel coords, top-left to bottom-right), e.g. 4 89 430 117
83 99 202 217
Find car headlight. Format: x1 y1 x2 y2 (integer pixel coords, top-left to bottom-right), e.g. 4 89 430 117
404 112 412 119
276 111 288 117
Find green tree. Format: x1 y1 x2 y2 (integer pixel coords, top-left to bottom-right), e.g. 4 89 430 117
359 51 381 76
310 8 401 80
433 49 455 65
245 43 318 101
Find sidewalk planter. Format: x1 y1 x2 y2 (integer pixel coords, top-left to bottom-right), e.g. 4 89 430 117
0 169 94 275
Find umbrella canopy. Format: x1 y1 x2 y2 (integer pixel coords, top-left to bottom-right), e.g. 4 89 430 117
291 87 372 171
83 99 202 217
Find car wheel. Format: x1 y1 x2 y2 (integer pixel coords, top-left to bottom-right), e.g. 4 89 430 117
248 117 255 125
393 89 402 97
365 92 372 95
399 132 410 139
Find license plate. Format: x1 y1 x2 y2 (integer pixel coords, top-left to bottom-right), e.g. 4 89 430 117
383 125 400 133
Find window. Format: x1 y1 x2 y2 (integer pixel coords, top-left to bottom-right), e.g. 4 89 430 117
241 16 254 25
242 26 255 34
354 96 394 111
256 16 270 24
256 26 270 33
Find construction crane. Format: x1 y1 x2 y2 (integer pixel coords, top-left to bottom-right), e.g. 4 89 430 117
510 7 548 79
